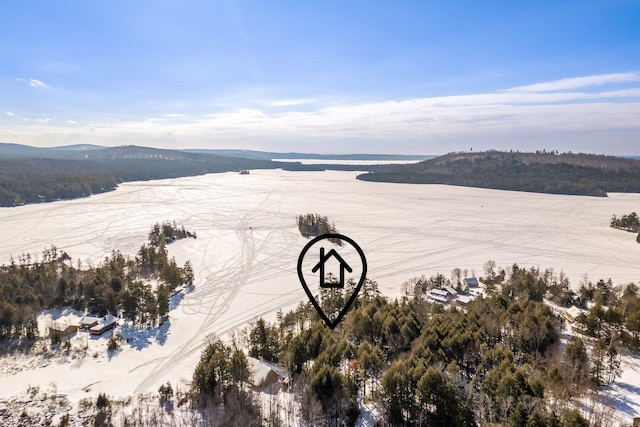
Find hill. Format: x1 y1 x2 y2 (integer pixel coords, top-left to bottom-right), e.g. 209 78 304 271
0 144 278 207
357 151 640 196
184 148 433 161
0 143 433 207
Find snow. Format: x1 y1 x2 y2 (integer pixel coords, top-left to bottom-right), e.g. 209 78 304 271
272 159 422 165
1 169 640 422
456 294 474 305
603 350 640 424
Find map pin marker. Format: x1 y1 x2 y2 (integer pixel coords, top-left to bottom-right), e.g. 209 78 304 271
297 233 367 329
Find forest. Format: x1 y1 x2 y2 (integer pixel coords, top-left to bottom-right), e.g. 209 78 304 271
0 145 278 207
190 264 640 426
8 146 640 208
357 150 640 197
0 221 194 341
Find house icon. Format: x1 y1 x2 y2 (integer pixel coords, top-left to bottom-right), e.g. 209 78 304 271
312 247 353 289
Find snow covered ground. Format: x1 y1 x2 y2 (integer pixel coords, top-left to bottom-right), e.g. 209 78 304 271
271 158 422 165
1 170 640 423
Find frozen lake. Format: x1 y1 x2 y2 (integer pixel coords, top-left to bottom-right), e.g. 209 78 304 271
1 169 640 404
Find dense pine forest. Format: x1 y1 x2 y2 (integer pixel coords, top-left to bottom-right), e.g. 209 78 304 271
3 239 640 424
358 150 640 197
0 145 279 207
0 221 194 341
187 265 640 426
4 145 640 207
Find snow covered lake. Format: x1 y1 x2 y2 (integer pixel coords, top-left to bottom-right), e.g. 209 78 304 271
1 169 640 413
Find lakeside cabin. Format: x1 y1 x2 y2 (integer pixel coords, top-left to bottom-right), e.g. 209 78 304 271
248 357 288 393
90 314 117 336
456 294 475 306
463 277 479 290
49 320 79 341
427 288 450 303
560 305 585 323
79 315 101 330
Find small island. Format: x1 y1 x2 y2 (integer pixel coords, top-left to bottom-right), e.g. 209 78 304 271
610 211 640 243
297 213 342 245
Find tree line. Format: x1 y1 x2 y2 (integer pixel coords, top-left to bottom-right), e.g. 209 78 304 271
0 222 195 340
358 151 640 197
198 263 640 426
0 148 279 207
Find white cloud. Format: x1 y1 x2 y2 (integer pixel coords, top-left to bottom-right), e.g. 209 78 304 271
2 72 639 154
16 78 51 88
5 112 16 117
506 72 640 93
269 98 316 107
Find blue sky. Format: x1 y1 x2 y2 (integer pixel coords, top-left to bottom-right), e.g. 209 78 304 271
1 1 639 154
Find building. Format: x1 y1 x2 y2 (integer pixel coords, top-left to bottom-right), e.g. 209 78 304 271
79 315 101 330
49 320 78 341
463 277 479 289
456 294 475 306
427 289 450 303
90 314 117 336
561 305 585 323
248 357 287 393
444 285 458 296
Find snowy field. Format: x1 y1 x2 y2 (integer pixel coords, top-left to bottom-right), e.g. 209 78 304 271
1 169 640 422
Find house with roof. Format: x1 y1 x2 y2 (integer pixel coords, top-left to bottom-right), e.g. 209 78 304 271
49 320 78 341
427 289 450 303
90 314 117 336
312 247 352 289
463 277 479 290
561 305 585 323
248 357 288 393
79 315 101 330
444 285 458 296
456 294 475 306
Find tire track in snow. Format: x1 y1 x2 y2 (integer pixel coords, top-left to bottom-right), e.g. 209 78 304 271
132 180 300 394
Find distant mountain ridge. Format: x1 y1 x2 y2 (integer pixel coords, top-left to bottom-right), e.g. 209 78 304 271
184 149 433 161
0 143 433 162
2 144 640 206
357 150 640 196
